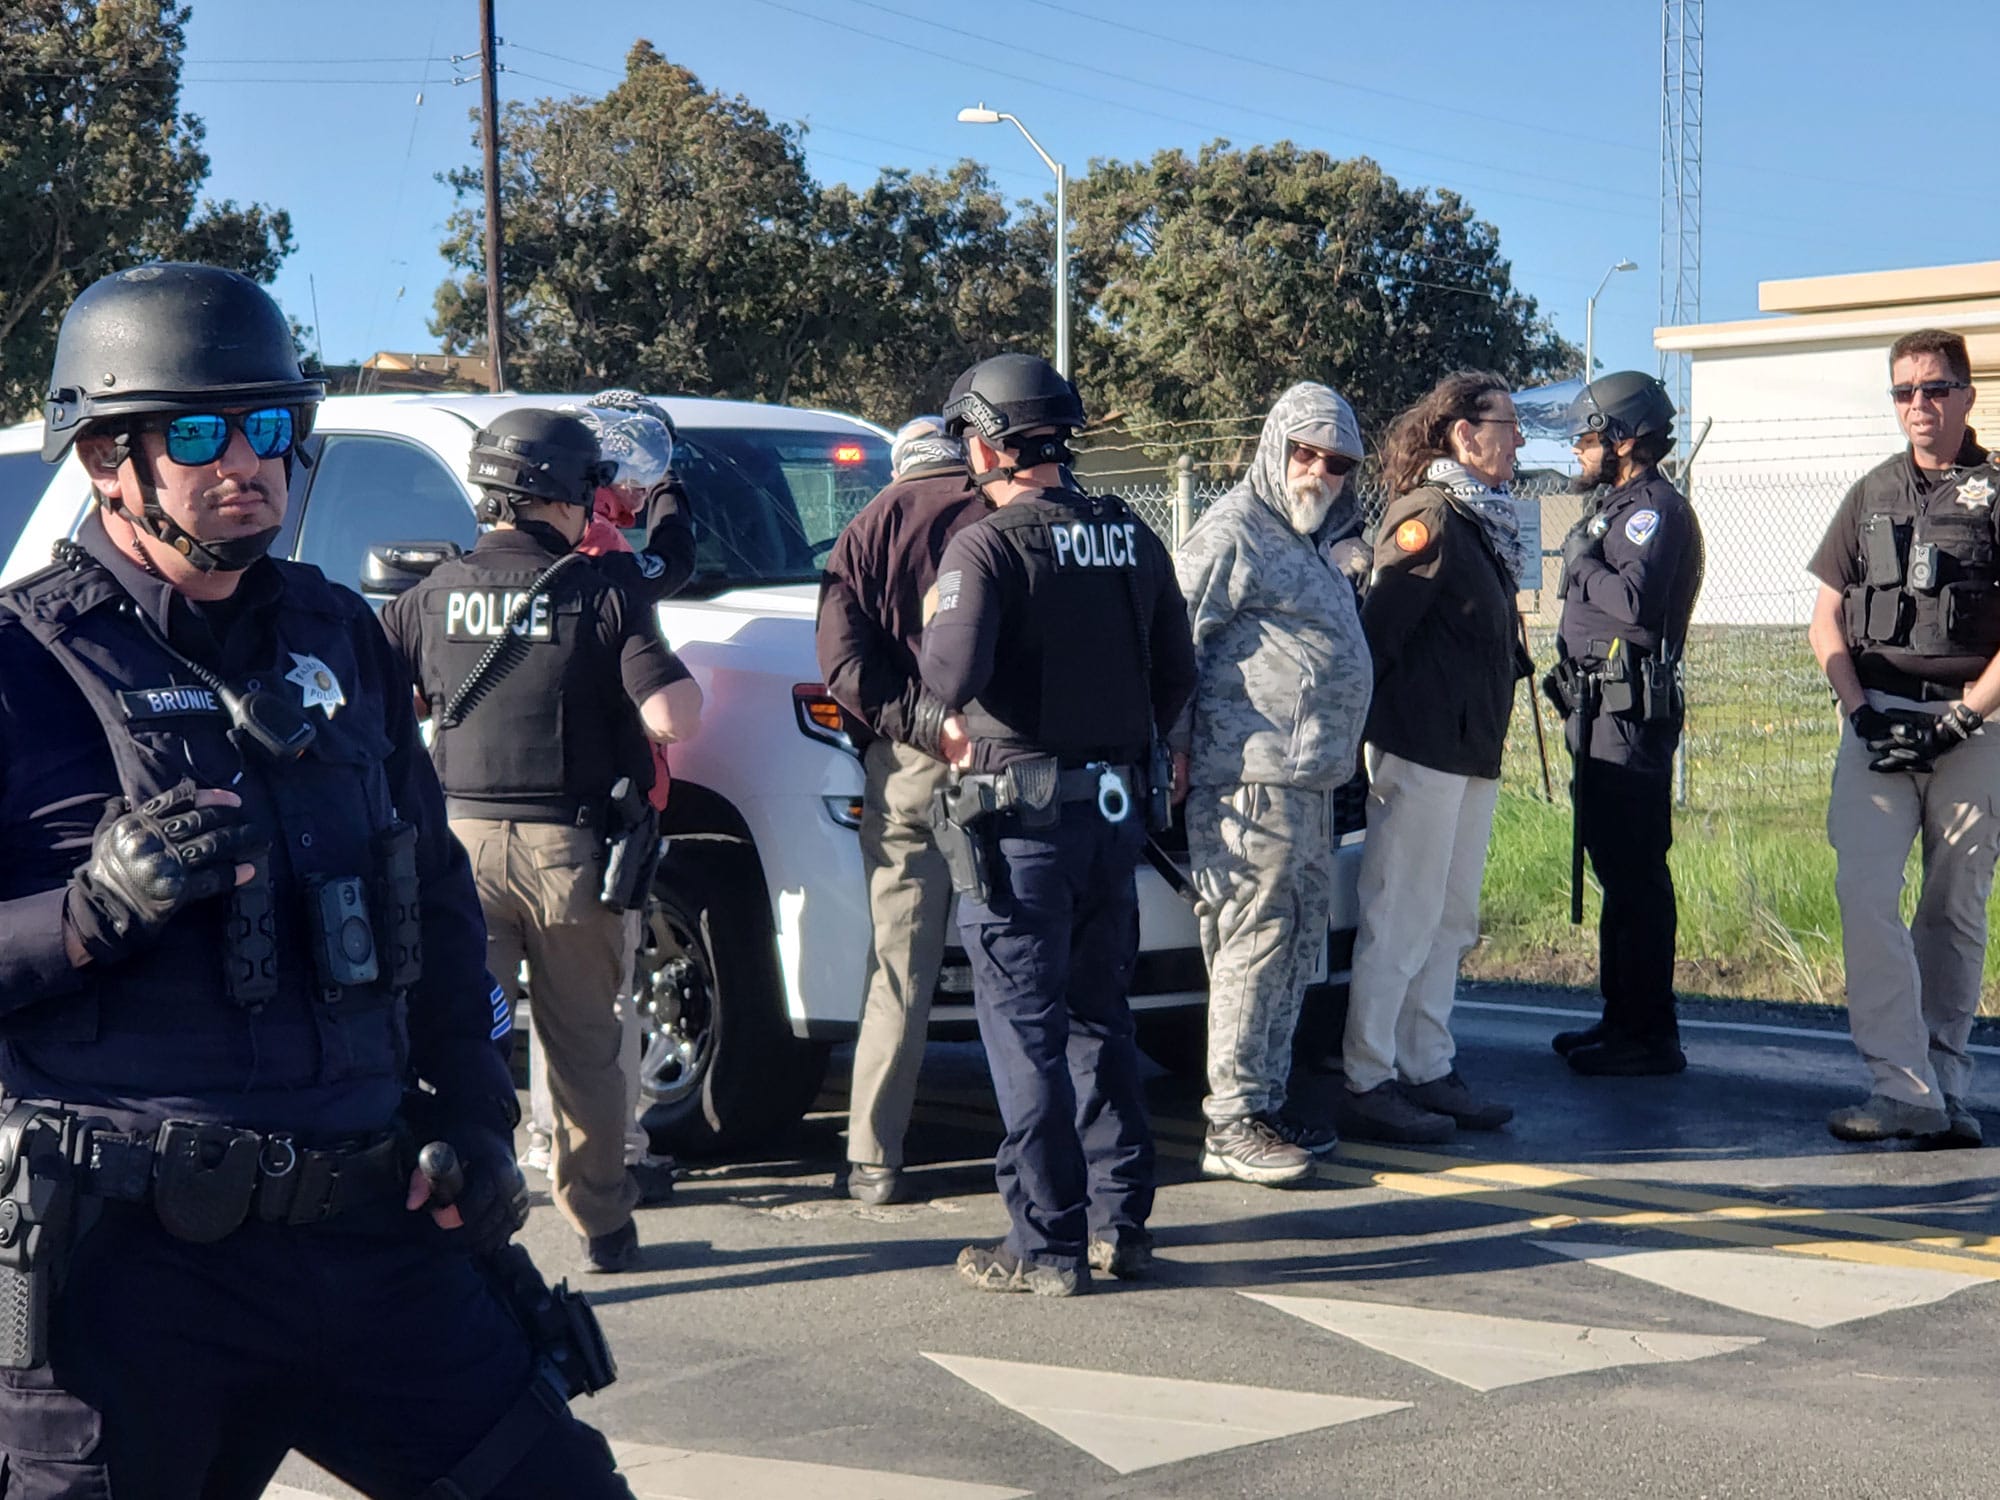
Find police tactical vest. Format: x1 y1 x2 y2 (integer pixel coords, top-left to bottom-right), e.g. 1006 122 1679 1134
959 492 1155 765
0 554 407 1102
409 544 650 820
1842 461 2000 676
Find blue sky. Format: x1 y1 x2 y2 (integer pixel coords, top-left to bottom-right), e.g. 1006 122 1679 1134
181 0 1998 386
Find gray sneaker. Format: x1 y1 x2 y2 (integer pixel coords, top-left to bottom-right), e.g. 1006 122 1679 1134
1941 1095 1984 1148
956 1244 1081 1297
1337 1081 1456 1144
1200 1116 1313 1185
1826 1094 1950 1142
1403 1070 1514 1130
1087 1230 1155 1280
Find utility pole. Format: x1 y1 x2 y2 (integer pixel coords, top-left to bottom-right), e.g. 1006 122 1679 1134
478 0 506 392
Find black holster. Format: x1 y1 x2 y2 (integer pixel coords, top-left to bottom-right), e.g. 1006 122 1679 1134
0 1105 82 1370
484 1242 617 1398
931 784 996 904
600 776 661 913
1145 731 1173 833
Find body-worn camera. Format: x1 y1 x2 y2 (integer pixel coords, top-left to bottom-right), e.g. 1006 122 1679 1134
1908 541 1940 594
307 875 379 990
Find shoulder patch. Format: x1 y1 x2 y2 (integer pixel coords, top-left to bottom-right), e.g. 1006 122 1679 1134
636 553 665 578
1394 518 1431 553
1624 509 1661 545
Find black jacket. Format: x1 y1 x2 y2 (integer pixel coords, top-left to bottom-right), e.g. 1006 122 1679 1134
814 466 984 752
1361 485 1523 780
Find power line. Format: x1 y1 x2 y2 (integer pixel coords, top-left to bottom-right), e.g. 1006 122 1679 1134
828 0 1658 208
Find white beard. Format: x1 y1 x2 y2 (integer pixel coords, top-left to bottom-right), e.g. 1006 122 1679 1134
1285 474 1337 535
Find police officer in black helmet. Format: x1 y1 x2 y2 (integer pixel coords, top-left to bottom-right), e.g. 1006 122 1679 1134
1546 371 1704 1077
381 407 702 1276
920 353 1195 1295
0 264 631 1492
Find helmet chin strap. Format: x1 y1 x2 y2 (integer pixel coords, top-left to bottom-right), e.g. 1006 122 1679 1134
108 432 281 574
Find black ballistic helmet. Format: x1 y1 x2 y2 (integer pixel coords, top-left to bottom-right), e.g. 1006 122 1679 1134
1566 370 1676 443
43 262 324 463
943 353 1086 456
467 408 617 509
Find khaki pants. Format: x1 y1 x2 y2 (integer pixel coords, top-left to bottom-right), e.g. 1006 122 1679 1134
1188 782 1335 1126
846 738 954 1169
1342 749 1500 1094
453 817 638 1238
1827 695 2000 1106
528 906 654 1165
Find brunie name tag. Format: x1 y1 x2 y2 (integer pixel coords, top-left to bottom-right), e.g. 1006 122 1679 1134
119 685 225 721
444 589 554 641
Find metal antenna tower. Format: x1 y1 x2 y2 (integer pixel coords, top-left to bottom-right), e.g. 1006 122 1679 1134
1659 0 1703 430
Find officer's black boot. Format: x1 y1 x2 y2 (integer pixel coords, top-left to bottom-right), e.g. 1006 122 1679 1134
1551 1021 1607 1057
1566 1033 1687 1077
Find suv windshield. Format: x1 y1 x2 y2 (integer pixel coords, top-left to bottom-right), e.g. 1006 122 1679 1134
672 427 890 593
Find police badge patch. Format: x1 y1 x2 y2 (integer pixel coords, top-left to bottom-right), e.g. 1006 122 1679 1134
1625 509 1661 545
285 653 346 717
1955 475 1995 510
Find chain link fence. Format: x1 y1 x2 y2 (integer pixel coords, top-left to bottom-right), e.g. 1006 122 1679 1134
1107 459 1860 824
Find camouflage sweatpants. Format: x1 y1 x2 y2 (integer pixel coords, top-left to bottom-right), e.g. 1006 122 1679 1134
1187 782 1336 1127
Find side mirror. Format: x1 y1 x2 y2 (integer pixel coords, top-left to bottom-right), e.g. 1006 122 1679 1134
362 540 462 600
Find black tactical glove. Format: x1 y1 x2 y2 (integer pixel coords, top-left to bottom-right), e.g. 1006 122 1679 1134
1867 703 1983 774
1849 704 1896 747
66 779 262 965
440 1126 531 1256
1559 524 1602 593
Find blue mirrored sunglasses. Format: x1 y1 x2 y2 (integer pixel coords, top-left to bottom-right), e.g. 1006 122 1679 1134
154 407 296 466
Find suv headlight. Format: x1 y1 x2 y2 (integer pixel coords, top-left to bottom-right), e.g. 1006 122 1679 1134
792 683 859 756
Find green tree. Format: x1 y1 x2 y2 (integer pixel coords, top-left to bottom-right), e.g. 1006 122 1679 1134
1068 141 1576 470
433 43 830 402
0 1 297 420
810 162 1053 421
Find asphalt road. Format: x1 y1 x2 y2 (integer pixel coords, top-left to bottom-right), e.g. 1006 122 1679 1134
277 983 2000 1499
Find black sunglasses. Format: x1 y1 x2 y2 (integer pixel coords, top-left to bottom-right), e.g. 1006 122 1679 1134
1889 380 1969 405
1288 441 1357 476
145 407 298 467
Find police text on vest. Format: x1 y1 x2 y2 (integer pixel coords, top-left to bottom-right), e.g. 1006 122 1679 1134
444 590 553 640
1051 521 1138 569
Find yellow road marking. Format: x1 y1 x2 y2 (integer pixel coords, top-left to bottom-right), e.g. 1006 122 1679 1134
906 1096 2000 1279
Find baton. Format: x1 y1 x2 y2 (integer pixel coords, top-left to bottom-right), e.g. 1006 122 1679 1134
1569 675 1595 925
1143 838 1199 904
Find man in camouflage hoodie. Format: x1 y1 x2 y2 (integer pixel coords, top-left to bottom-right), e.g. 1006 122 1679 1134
1173 382 1374 1186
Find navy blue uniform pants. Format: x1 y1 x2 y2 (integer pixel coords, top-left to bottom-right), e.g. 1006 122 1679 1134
956 805 1154 1274
1580 759 1680 1043
0 1204 629 1499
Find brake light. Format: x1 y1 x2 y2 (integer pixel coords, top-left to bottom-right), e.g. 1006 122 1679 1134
793 683 857 754
832 444 866 465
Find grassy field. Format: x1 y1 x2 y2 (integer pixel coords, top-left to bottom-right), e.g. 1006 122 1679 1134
1471 625 2000 1015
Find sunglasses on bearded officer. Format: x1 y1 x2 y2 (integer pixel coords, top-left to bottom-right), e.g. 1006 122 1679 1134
1287 440 1357 476
142 407 298 467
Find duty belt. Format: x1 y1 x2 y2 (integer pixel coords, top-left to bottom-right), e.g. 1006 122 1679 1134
1855 665 1970 704
960 763 1139 804
81 1120 408 1242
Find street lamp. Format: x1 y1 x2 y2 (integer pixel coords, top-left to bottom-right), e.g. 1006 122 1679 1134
958 103 1069 379
1583 259 1639 382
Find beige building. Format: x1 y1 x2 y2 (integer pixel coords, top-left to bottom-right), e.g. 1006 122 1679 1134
1656 260 2000 625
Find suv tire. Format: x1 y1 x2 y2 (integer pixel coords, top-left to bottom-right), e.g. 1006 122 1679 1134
636 848 829 1157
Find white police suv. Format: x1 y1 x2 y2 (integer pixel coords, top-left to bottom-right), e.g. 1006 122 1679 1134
4 392 1365 1154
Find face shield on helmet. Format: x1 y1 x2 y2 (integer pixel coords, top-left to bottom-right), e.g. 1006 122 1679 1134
564 400 676 529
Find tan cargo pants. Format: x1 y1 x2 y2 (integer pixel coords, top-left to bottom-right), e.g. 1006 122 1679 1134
452 817 639 1238
846 738 954 1169
1828 695 2000 1107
